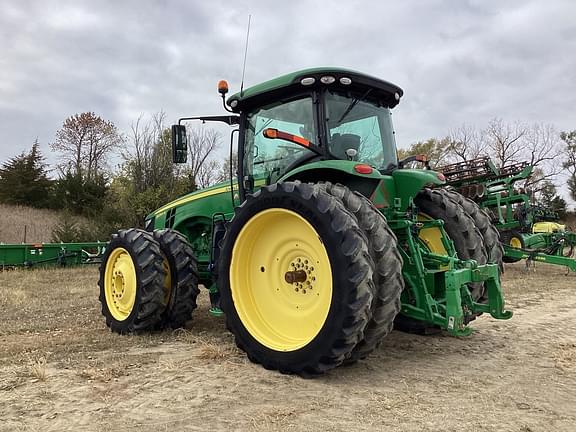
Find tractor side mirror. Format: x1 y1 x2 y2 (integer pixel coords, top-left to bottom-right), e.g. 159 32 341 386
171 124 188 163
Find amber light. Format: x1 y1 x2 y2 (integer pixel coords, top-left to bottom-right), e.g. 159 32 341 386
354 164 373 174
436 172 446 182
218 80 229 95
263 128 278 139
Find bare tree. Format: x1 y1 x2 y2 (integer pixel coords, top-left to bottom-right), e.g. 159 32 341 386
51 112 122 180
484 118 527 168
522 123 563 190
186 127 222 185
446 124 488 162
216 151 239 183
196 159 221 189
123 112 179 193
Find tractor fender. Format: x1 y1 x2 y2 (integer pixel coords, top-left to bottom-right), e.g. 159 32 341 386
390 169 445 212
280 160 382 198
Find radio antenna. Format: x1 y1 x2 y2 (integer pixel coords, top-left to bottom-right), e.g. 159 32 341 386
240 14 251 97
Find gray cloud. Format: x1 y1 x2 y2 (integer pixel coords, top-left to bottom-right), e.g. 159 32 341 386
1 0 575 172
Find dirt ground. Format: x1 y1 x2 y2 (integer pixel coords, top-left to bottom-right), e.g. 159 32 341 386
1 263 575 432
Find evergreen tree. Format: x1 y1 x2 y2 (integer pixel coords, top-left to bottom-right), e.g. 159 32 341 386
0 141 53 207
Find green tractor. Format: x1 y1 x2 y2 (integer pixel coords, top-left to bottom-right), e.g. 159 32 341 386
98 67 512 375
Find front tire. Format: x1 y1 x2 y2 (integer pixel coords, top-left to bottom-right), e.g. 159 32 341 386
153 229 200 329
218 182 374 375
98 229 165 334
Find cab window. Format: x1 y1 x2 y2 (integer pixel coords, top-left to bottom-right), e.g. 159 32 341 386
244 96 316 187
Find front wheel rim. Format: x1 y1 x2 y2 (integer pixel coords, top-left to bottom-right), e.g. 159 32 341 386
104 247 137 321
230 208 333 352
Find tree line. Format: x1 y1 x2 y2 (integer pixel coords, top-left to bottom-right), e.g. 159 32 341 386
0 112 574 241
0 111 230 241
398 118 575 217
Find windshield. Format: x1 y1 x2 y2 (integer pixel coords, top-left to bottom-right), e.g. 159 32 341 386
325 90 397 170
244 96 316 186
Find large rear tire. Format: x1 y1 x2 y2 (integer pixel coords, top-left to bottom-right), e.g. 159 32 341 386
153 229 200 329
443 188 504 272
320 183 403 362
218 182 374 375
98 229 165 334
414 188 488 300
395 188 488 333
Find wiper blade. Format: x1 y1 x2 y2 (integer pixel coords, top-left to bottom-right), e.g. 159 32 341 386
336 88 372 124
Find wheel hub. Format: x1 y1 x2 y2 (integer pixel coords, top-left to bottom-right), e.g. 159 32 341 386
286 257 317 295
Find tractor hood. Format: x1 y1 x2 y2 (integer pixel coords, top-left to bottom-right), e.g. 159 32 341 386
147 181 234 220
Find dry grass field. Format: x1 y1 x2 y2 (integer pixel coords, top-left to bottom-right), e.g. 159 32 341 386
0 204 63 243
0 204 94 244
1 263 575 431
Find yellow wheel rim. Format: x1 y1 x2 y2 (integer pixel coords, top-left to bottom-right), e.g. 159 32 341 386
417 214 448 255
104 247 137 321
510 237 522 248
230 208 333 352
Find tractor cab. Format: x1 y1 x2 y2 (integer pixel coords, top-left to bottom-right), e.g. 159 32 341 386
172 68 404 199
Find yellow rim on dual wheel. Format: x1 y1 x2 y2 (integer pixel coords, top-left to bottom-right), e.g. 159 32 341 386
509 237 522 249
104 247 137 321
417 214 448 255
230 208 333 352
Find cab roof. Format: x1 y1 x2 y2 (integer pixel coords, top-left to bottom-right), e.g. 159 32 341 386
226 67 404 112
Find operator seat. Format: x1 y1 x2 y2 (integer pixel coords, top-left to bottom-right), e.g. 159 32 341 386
330 133 360 160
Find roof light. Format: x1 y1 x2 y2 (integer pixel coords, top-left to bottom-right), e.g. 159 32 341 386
394 92 400 100
217 80 229 95
354 164 373 174
340 77 352 85
300 77 316 86
230 100 238 108
320 75 336 84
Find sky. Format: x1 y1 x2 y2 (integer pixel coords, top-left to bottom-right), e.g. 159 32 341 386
1 0 575 174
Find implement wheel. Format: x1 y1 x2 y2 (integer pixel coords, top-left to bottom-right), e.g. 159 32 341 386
501 230 525 263
99 229 165 333
218 182 374 375
320 182 403 362
153 229 200 329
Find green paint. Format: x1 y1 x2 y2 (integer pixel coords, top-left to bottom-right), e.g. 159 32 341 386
148 67 512 334
0 242 107 268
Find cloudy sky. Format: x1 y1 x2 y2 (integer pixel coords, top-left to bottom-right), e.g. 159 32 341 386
1 0 575 171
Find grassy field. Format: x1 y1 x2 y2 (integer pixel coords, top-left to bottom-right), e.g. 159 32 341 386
0 264 575 431
0 204 95 244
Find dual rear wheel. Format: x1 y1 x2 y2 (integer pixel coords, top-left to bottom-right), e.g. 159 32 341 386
218 182 404 375
99 228 199 333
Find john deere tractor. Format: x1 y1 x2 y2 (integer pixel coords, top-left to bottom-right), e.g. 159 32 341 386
99 67 511 376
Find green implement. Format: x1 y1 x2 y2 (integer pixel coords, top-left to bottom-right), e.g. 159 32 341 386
0 242 107 268
439 156 576 272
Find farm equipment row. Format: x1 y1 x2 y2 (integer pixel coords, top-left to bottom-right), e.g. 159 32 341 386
438 157 576 271
0 242 107 269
